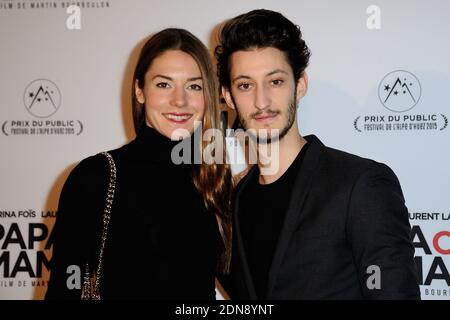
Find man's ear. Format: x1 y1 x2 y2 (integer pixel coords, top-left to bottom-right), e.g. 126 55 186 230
135 79 145 104
221 86 235 110
296 72 309 101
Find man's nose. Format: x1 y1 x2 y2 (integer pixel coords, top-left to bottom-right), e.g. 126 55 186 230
254 85 271 111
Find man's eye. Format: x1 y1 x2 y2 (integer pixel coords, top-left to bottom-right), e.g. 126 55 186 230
237 83 251 90
189 84 203 91
271 79 284 86
156 82 170 88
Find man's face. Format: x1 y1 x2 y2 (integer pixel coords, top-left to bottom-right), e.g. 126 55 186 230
222 47 307 143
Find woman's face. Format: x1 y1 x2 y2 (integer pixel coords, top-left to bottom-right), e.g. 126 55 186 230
135 50 205 139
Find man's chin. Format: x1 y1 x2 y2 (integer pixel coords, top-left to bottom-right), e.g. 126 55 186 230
246 128 282 144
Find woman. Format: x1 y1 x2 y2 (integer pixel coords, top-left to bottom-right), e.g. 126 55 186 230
46 28 232 299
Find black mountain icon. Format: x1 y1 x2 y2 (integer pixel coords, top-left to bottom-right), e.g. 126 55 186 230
384 78 416 104
28 85 57 110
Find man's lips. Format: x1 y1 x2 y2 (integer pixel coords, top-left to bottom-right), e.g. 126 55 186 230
253 113 278 122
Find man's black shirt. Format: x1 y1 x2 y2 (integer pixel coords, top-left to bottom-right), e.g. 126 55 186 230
239 141 310 299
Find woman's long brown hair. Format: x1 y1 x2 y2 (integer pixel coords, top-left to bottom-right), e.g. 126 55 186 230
131 28 233 273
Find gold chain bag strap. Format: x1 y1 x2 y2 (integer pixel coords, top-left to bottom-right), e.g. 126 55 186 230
81 151 117 300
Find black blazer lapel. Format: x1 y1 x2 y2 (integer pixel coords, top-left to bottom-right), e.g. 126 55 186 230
265 135 325 298
233 165 259 300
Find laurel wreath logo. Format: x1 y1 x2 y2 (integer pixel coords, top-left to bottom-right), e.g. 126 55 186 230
353 116 362 132
440 114 448 131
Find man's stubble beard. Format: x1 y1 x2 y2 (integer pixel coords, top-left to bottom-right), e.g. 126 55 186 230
235 92 297 145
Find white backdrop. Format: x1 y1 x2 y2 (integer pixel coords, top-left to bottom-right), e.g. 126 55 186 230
0 0 449 300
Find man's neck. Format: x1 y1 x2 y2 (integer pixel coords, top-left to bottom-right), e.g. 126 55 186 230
257 127 306 185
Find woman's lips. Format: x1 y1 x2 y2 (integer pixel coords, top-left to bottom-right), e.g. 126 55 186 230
163 113 193 124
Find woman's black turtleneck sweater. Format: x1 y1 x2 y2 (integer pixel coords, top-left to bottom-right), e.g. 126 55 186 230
46 126 220 299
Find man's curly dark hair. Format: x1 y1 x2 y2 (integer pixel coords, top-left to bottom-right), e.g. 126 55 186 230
215 9 311 89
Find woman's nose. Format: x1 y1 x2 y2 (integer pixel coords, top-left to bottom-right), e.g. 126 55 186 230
170 86 187 108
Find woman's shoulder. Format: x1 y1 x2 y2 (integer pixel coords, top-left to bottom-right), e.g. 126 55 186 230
70 143 130 177
64 147 123 189
55 153 111 217
70 153 110 179
61 142 135 196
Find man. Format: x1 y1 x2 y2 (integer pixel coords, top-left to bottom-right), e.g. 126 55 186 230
215 9 420 299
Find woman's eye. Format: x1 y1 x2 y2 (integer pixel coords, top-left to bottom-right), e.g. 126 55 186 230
237 83 251 90
156 82 170 88
189 84 203 91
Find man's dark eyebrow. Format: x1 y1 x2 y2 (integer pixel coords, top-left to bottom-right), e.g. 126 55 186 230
231 75 251 83
152 75 202 82
231 69 289 83
266 69 289 77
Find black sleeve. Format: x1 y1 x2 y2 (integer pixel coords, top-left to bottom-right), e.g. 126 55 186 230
348 162 420 300
45 155 107 300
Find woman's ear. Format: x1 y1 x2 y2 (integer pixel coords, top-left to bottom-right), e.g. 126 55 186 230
221 86 235 110
135 79 145 104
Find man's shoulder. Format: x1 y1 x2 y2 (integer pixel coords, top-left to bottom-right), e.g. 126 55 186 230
307 135 394 179
323 144 375 168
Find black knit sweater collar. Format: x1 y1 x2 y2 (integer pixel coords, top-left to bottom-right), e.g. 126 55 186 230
134 125 198 164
